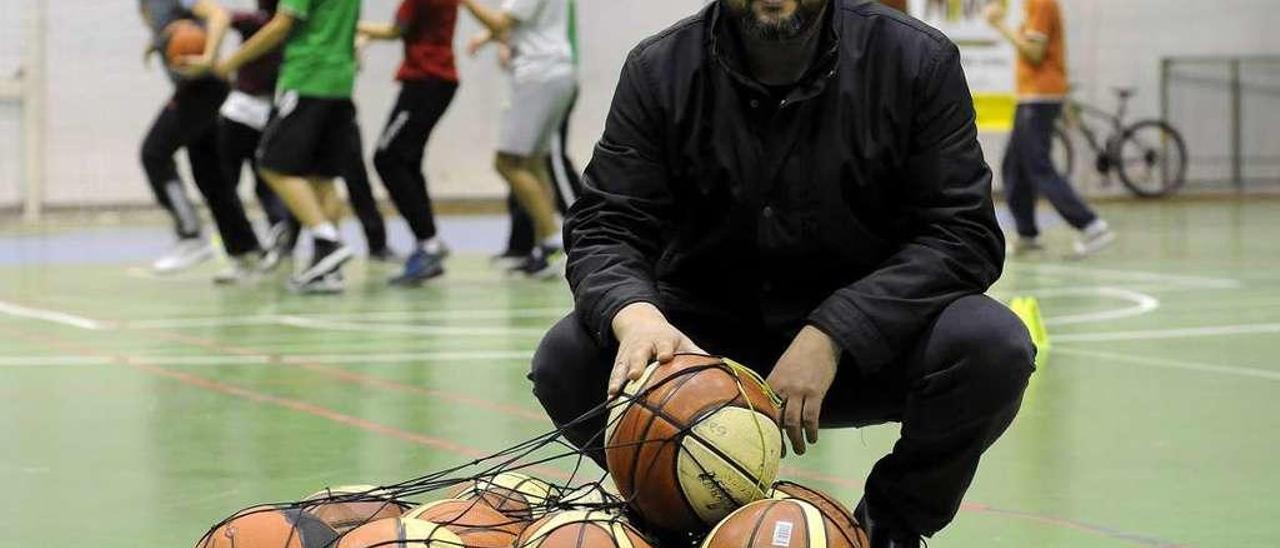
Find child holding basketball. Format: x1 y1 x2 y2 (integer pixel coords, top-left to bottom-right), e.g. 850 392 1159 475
139 0 269 278
214 0 362 293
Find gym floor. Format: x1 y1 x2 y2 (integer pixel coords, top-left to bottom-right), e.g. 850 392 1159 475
1 199 1277 547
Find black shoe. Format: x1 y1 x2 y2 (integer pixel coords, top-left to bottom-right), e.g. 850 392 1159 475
368 247 400 263
490 249 530 271
519 244 565 279
855 499 923 548
293 237 353 286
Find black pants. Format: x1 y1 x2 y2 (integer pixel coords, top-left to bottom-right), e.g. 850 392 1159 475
341 124 388 253
530 295 1034 536
217 116 292 228
1003 102 1098 238
504 89 582 255
373 78 458 242
140 78 259 255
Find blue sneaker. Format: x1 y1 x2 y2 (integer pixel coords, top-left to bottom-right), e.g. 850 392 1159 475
390 248 445 286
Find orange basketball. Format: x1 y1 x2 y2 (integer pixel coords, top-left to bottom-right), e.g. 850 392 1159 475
404 499 525 546
446 473 558 521
302 485 409 533
164 19 206 64
605 354 783 534
516 510 652 548
197 507 338 548
771 482 870 548
335 517 462 548
701 499 864 548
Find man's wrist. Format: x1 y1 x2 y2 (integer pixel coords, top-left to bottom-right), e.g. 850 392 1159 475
611 302 665 339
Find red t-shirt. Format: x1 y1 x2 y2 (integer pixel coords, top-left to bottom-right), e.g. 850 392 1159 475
395 0 459 83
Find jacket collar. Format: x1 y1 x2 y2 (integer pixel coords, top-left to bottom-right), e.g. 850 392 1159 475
705 0 843 99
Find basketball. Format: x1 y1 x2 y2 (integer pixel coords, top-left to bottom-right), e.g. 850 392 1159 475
335 517 463 548
302 485 408 533
770 482 869 548
446 472 558 520
163 19 206 65
516 510 652 548
197 507 338 548
605 354 783 534
557 483 624 513
701 499 865 548
403 498 525 546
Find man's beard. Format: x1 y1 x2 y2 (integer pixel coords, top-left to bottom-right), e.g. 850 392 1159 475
732 1 826 41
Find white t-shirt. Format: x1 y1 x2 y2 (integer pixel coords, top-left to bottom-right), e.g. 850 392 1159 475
501 0 575 81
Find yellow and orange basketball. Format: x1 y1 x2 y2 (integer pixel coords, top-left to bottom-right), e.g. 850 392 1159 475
605 354 783 534
197 506 338 548
404 498 526 546
302 484 409 533
446 472 558 520
335 517 462 548
770 481 870 548
701 499 865 548
516 510 652 548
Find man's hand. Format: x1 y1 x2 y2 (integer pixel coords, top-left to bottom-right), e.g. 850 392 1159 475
609 302 704 397
983 1 1007 26
467 30 492 57
766 326 841 456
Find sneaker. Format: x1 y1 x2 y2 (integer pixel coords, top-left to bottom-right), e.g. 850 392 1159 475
291 237 353 287
213 254 261 285
290 271 346 294
260 222 296 273
1010 236 1045 256
1073 220 1116 258
152 237 214 274
519 244 565 279
854 499 921 548
390 248 446 286
491 250 530 272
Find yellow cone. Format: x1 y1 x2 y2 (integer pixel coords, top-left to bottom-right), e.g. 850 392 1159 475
1009 296 1050 367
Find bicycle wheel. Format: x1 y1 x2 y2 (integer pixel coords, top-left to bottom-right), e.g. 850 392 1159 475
1051 123 1075 181
1115 120 1187 198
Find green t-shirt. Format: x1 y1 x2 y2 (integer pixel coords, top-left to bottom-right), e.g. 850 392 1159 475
278 0 359 98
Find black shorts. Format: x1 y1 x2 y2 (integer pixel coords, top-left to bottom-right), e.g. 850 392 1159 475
257 92 356 178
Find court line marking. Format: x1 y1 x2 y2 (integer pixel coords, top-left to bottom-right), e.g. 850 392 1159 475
122 307 570 330
1007 261 1241 288
1053 345 1280 383
0 323 1181 546
1032 286 1161 326
0 299 108 330
1054 322 1280 343
0 350 535 368
276 315 548 337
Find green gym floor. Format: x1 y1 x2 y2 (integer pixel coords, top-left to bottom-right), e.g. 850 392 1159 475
2 199 1278 547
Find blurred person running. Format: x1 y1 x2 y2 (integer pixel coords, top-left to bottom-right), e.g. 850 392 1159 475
986 0 1114 257
358 0 460 285
214 0 363 293
139 0 266 276
461 0 577 278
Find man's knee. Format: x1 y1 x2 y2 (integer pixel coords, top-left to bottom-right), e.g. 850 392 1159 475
494 152 533 176
530 313 608 398
932 296 1036 407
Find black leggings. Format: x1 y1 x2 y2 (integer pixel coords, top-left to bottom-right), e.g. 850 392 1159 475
341 122 388 253
217 116 292 228
530 295 1033 536
1002 102 1098 238
504 89 583 254
373 78 458 242
140 78 260 255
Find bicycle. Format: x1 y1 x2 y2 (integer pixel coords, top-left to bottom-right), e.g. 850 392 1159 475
1051 88 1188 198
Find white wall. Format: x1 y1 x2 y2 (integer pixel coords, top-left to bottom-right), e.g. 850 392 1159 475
1 0 1278 209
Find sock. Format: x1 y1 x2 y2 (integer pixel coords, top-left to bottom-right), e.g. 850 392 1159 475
421 237 443 254
310 223 339 242
540 235 563 250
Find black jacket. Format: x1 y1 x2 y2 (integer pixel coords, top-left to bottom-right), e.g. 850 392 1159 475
565 0 1004 373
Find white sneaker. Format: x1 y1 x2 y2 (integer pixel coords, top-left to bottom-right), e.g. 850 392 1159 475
213 254 262 285
153 238 214 274
1073 220 1116 258
1010 236 1046 257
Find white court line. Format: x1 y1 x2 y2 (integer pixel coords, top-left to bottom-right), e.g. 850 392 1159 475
123 307 570 329
1054 322 1280 343
276 315 549 337
0 300 108 330
1053 346 1280 382
0 350 532 368
1007 262 1241 288
1033 287 1161 326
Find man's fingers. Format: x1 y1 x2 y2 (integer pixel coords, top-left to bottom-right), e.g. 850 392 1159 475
654 338 676 363
626 343 654 380
678 336 706 355
782 396 806 455
802 396 822 445
607 344 632 396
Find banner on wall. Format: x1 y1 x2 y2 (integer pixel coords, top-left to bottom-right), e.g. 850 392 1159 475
908 0 1021 131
